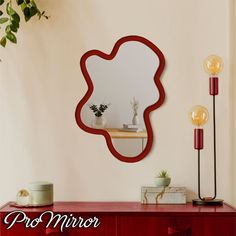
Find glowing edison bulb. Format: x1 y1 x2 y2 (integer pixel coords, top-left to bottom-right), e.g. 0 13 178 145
189 105 209 127
203 55 223 76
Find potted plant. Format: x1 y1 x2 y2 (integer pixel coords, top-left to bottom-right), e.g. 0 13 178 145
89 103 110 128
155 170 171 187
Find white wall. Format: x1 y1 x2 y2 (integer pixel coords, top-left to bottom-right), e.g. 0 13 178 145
0 0 235 206
230 0 236 207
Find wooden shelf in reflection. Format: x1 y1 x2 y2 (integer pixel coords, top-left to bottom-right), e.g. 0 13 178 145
104 128 147 139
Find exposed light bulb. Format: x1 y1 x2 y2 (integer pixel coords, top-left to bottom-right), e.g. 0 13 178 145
203 55 223 76
189 105 209 127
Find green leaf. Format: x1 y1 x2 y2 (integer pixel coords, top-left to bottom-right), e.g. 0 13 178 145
11 13 20 23
21 2 27 10
6 31 17 43
23 7 30 21
16 0 24 5
0 10 3 16
0 36 6 47
30 0 37 8
5 25 11 33
6 2 16 16
11 20 20 29
29 6 38 17
10 23 18 32
0 0 4 6
0 17 9 24
11 19 19 29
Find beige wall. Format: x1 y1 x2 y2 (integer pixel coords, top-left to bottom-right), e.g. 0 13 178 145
0 0 235 206
230 0 236 206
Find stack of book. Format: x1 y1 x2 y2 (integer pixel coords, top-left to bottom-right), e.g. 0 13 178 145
141 186 186 204
122 124 143 132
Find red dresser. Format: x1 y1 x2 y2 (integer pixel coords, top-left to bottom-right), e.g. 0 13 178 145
0 202 235 236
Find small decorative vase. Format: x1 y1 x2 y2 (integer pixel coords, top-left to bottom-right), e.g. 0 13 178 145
92 116 106 128
132 114 139 125
154 177 171 187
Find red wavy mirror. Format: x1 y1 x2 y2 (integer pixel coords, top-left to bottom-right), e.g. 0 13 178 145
75 35 165 162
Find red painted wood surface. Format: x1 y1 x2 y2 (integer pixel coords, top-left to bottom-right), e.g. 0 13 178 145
0 202 235 236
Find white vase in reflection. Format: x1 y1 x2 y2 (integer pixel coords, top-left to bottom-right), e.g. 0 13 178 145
132 114 140 125
92 116 106 129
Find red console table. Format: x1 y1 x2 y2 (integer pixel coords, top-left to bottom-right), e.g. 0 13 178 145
0 202 236 236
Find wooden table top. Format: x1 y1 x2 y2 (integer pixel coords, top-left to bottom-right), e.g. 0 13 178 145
104 128 147 139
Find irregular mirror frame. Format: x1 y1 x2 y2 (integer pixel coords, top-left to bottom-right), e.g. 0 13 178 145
75 35 165 163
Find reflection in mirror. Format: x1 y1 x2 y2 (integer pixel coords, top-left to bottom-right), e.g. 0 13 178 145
76 36 165 162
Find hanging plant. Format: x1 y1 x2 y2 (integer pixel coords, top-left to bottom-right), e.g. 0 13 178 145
0 0 48 47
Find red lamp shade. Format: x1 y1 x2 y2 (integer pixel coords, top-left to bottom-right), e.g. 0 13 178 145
194 128 203 150
209 77 218 95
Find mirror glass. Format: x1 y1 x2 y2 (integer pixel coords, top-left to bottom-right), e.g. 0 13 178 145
76 36 165 162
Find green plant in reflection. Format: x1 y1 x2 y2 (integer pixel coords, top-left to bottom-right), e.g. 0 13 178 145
89 104 110 117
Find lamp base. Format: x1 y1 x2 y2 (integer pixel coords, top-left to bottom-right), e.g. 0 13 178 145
192 199 223 206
